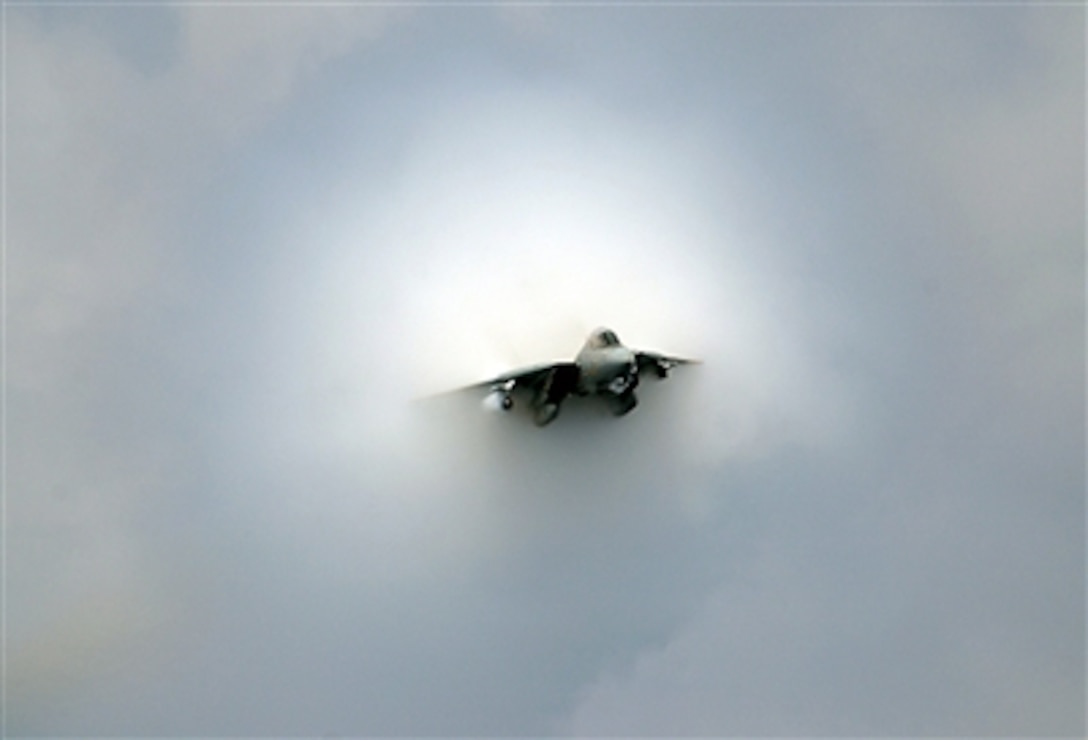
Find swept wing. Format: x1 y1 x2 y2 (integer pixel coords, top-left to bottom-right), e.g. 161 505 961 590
635 350 700 378
458 361 575 395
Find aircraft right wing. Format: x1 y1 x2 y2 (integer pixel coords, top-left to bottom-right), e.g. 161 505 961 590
458 361 566 393
459 359 578 393
455 361 579 411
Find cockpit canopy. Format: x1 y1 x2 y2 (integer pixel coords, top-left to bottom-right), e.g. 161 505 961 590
587 327 622 349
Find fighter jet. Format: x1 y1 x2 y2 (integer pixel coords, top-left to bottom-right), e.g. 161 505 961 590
461 327 698 426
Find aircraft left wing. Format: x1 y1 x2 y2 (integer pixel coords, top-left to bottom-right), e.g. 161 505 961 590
635 350 699 379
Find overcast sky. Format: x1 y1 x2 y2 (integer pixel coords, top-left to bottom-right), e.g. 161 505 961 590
5 3 1084 737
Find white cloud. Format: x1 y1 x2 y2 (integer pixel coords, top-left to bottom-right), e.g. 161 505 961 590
561 7 1084 736
175 5 406 140
6 6 404 731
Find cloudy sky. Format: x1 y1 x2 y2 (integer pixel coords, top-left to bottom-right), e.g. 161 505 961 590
5 3 1084 736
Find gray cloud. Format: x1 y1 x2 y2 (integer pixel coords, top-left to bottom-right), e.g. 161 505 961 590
7 4 1082 737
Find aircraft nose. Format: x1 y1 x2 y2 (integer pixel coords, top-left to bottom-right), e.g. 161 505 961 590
607 363 639 394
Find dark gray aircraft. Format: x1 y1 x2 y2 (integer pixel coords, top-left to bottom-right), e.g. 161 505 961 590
463 327 697 426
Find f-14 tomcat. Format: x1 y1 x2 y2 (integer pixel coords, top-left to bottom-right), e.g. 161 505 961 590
461 327 697 426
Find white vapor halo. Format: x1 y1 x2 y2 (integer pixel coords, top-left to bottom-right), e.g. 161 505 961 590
275 86 849 479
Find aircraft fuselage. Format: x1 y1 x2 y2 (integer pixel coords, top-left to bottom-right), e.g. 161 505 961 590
574 344 639 397
527 328 640 424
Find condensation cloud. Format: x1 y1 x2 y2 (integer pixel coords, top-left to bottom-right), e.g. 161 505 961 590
6 4 1082 736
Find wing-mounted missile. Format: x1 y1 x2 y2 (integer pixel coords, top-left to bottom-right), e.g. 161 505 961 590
488 379 516 410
